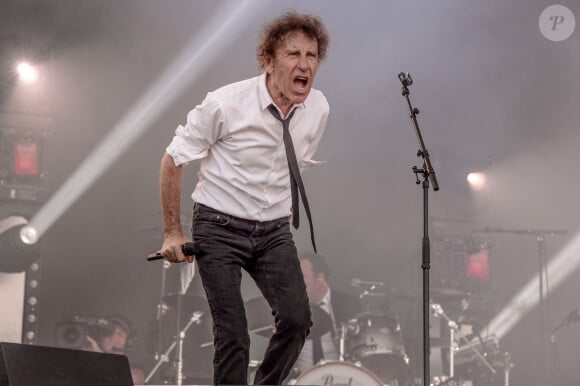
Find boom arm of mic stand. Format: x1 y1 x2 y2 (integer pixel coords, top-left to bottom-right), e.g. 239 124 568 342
399 73 439 191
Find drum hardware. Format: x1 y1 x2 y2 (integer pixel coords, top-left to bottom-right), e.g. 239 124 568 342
149 253 211 385
247 359 262 384
339 319 360 361
430 302 514 386
245 296 275 337
161 293 210 315
244 296 336 340
346 311 408 382
500 352 513 386
431 302 496 378
144 311 204 386
454 336 513 386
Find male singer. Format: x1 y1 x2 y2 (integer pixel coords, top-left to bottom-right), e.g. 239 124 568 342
158 11 330 385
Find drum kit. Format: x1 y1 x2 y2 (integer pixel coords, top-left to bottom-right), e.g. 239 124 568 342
244 289 409 386
145 280 511 386
287 283 512 386
288 314 408 386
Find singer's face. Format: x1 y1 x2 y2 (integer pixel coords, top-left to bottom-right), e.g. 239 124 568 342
265 31 319 113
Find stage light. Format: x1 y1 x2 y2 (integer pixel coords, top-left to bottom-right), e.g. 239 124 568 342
14 141 40 177
20 225 38 245
22 261 41 345
16 62 38 84
0 129 46 202
0 215 40 272
467 172 487 191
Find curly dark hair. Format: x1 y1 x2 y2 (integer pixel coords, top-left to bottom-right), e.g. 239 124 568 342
257 11 330 70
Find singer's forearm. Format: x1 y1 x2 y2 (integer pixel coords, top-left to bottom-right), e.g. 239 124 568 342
160 152 184 237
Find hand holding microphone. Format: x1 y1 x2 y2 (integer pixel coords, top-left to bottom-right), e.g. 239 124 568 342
147 241 200 262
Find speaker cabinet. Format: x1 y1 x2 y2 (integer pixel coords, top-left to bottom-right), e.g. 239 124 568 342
0 342 133 386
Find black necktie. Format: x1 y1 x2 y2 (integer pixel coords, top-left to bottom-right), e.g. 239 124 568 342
268 104 317 253
312 302 325 364
312 334 323 365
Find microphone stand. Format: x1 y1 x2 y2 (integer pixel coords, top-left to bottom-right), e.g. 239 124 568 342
398 72 440 386
547 308 580 386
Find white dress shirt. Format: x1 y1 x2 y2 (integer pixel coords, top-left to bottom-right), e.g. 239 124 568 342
166 72 329 221
294 289 339 373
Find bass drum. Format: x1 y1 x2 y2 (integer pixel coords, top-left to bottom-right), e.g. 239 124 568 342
347 312 408 381
293 360 383 386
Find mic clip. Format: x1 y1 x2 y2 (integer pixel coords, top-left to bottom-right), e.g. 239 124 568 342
398 72 413 87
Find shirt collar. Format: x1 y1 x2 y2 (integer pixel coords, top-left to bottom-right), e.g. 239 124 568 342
320 288 331 306
258 72 305 117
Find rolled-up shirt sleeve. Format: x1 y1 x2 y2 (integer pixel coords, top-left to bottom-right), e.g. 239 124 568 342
166 92 224 166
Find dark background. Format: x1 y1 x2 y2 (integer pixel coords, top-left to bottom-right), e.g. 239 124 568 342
1 0 579 384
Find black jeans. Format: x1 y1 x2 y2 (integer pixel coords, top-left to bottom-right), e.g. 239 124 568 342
192 203 311 385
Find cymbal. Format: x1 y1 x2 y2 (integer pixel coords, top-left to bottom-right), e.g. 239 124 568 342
352 310 385 319
431 287 471 300
245 296 274 337
162 294 209 314
477 226 567 236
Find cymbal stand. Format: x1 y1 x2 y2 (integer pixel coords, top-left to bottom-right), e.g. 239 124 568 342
501 352 513 386
431 303 496 378
338 320 359 361
339 324 347 361
144 311 204 385
154 261 171 384
481 227 566 385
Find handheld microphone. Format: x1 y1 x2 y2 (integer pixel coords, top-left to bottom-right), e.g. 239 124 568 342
351 278 385 287
146 242 200 261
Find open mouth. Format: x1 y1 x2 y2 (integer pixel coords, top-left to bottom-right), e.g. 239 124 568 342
294 76 308 90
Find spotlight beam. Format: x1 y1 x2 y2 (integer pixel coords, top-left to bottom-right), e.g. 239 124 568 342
21 0 262 242
484 230 580 339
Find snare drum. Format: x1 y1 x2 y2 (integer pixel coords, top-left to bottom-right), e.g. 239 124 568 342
293 360 383 386
347 312 408 381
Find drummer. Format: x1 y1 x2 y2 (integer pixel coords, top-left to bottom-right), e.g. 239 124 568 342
294 252 362 373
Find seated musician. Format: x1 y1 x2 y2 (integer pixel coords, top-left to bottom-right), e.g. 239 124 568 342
293 252 362 374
